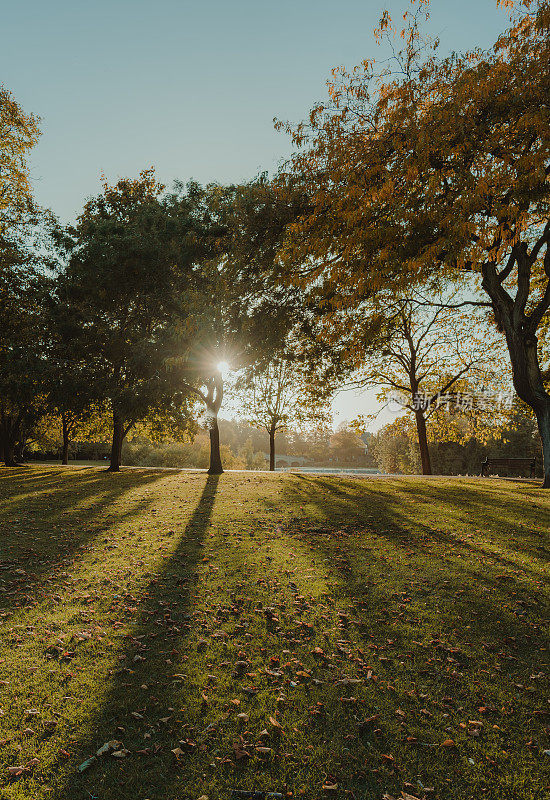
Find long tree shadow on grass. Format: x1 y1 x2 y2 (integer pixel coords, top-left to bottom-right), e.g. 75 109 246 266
48 474 220 800
22 473 548 800
275 475 550 796
0 467 167 611
281 474 550 673
324 475 548 553
287 474 550 580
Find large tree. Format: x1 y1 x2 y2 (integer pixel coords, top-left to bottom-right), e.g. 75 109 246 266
171 178 311 474
279 0 550 485
0 238 50 466
57 170 205 471
0 87 45 465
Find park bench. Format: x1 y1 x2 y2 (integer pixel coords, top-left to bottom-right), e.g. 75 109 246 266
481 456 537 478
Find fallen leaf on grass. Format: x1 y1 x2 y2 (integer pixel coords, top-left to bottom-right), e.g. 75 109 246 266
7 766 25 779
111 748 130 758
77 756 97 772
232 737 251 762
96 740 122 756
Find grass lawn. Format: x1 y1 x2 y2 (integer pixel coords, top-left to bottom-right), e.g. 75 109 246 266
0 467 549 800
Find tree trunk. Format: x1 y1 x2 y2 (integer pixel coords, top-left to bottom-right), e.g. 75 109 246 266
61 413 69 465
1 417 21 467
536 405 550 488
14 441 25 463
269 424 276 471
414 410 432 475
3 440 19 467
208 414 224 475
481 258 550 488
503 330 550 488
108 411 125 472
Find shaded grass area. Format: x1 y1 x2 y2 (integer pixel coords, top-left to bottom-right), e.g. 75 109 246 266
0 467 548 800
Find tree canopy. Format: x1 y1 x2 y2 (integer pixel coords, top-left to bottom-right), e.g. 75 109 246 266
55 170 210 470
1 4 549 486
0 86 40 242
277 0 550 484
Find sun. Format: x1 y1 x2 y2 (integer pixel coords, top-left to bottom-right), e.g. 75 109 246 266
216 360 230 378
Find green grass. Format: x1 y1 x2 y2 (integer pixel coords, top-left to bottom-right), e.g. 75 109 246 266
0 467 549 800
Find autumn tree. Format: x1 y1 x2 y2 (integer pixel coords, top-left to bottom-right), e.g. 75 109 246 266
278 0 550 485
0 86 40 242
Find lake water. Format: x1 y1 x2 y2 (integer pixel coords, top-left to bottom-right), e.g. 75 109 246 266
276 467 382 475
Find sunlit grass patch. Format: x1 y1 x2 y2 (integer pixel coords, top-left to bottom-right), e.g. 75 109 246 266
0 468 548 799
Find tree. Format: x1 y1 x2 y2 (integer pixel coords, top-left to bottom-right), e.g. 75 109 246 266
169 178 311 475
207 176 339 472
181 359 226 475
57 170 203 471
0 86 40 240
278 0 550 485
0 215 51 466
347 292 505 474
0 87 45 465
237 349 332 470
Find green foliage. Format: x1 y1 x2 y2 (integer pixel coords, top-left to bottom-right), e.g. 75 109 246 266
55 170 211 463
373 401 542 476
0 234 51 463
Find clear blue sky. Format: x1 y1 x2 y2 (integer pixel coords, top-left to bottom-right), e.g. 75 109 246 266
2 0 510 427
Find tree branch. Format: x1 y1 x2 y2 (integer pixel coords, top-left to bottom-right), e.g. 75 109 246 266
181 381 208 405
